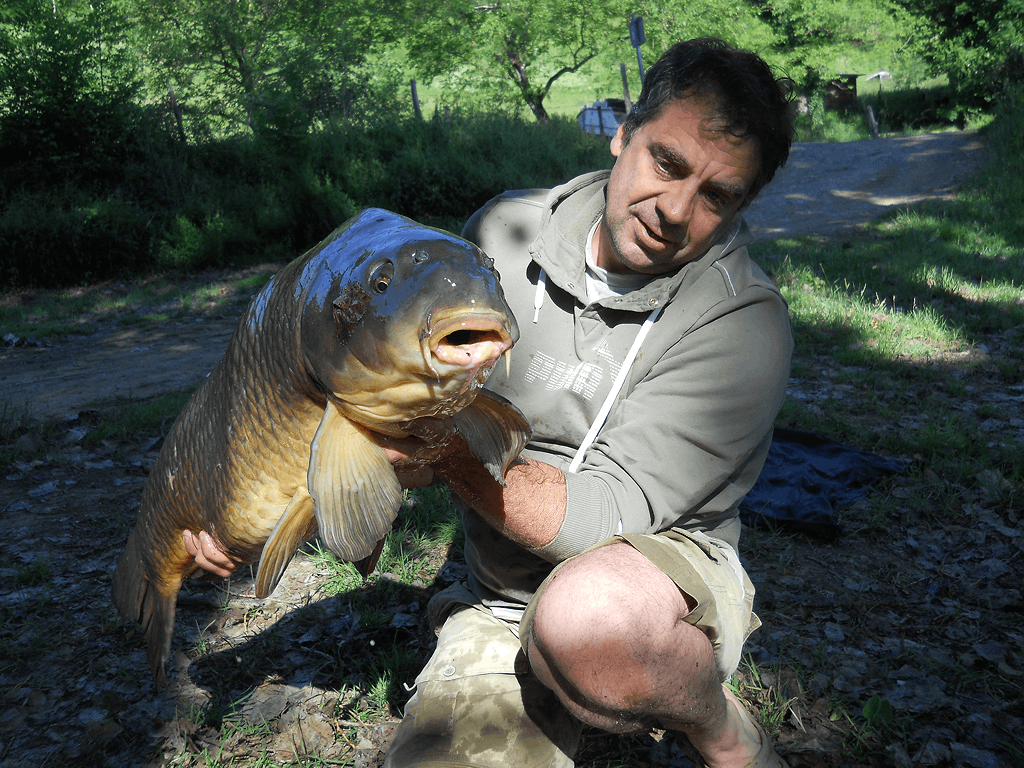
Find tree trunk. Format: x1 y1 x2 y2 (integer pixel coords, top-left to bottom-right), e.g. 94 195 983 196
525 93 550 122
507 48 549 122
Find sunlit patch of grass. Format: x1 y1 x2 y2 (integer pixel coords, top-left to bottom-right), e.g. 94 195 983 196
757 88 1024 543
306 544 363 598
771 256 971 366
178 270 275 313
0 266 277 343
307 484 460 598
79 390 193 452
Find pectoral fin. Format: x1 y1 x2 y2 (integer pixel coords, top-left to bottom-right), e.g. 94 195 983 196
451 390 531 485
352 536 388 580
255 487 317 599
308 400 403 562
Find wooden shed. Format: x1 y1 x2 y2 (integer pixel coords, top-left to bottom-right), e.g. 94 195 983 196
824 74 861 111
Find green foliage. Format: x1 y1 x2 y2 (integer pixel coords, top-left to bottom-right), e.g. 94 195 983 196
896 0 1024 111
132 0 404 139
405 0 622 121
324 111 611 229
859 84 964 133
760 0 922 92
0 0 142 179
791 99 875 142
0 186 154 287
630 0 782 69
0 0 1020 288
0 111 610 287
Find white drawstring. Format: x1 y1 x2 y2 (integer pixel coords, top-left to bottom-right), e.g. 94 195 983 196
532 269 547 323
567 306 661 473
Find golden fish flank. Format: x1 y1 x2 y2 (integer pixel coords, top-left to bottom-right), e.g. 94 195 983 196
111 208 530 686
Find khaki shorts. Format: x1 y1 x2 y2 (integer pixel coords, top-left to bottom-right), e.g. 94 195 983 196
385 529 758 768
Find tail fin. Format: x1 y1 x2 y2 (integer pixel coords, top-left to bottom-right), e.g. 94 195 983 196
111 529 181 687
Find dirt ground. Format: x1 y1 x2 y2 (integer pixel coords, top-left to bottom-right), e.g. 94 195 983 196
3 130 1019 768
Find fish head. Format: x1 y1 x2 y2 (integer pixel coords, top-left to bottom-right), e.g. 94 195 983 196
298 209 518 432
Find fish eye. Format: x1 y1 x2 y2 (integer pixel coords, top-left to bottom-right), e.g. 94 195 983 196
370 261 394 293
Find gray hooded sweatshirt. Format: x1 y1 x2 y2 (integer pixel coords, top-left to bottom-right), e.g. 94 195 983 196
461 171 793 608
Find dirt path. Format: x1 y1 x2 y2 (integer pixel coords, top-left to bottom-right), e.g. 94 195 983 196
0 131 988 422
742 130 988 240
1 320 236 420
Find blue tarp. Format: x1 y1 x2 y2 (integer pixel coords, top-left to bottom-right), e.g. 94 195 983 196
739 428 907 540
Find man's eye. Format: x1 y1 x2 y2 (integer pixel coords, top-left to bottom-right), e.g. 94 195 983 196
704 189 733 210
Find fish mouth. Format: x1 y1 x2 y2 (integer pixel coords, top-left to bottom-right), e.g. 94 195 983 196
422 309 514 383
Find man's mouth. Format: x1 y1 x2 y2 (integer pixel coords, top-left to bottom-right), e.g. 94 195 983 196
636 217 680 252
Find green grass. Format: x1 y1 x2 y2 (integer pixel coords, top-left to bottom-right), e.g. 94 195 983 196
755 86 1024 493
0 388 194 474
0 266 276 343
725 88 1024 763
307 484 460 600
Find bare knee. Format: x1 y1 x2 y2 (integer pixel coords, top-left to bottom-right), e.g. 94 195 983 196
529 542 686 643
523 543 717 732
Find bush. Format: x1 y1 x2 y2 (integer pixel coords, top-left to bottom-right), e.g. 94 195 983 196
0 0 142 183
326 111 611 230
0 110 612 288
899 0 1024 113
0 188 153 288
860 85 964 133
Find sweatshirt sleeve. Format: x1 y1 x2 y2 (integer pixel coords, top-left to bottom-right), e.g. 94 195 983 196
530 281 793 561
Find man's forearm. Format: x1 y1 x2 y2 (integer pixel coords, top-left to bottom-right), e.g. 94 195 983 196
432 451 566 550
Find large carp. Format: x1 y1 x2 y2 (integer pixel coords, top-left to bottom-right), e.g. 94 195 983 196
112 208 529 686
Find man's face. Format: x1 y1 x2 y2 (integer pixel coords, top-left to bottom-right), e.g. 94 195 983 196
596 98 759 275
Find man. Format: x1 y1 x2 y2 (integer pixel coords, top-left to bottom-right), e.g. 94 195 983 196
187 37 794 768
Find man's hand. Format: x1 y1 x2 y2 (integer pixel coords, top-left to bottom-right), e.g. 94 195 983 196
183 529 235 578
380 435 438 488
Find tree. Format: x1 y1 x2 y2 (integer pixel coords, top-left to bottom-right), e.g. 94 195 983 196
133 0 403 138
405 0 622 122
628 0 781 68
894 0 1024 109
0 0 140 170
756 0 921 92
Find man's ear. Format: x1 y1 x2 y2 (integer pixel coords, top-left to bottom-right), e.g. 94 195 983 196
610 124 627 158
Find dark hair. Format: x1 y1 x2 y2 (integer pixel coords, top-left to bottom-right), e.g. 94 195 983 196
622 37 795 205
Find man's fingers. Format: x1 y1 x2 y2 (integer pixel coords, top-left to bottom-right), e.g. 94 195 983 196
182 528 201 557
381 436 426 463
394 465 435 488
182 529 236 578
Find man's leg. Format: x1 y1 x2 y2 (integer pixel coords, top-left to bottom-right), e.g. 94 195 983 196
522 541 780 768
385 585 582 768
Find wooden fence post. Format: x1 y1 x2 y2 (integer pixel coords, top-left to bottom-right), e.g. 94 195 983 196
864 104 880 138
620 63 633 114
411 80 422 120
168 83 186 144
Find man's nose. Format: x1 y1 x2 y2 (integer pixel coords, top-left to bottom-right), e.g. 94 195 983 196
657 180 697 229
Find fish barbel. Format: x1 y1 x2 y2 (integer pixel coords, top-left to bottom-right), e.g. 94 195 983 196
112 209 529 685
